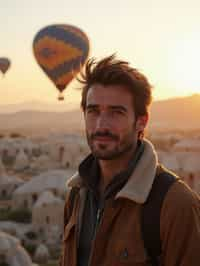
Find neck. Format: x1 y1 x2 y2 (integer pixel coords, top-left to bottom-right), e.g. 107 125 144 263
98 147 137 195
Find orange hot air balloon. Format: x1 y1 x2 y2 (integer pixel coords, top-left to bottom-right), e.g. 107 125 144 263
0 58 11 76
33 24 90 100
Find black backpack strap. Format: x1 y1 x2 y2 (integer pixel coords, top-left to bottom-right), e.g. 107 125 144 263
141 167 177 266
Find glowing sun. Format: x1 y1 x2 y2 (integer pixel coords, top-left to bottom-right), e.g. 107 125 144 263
168 37 200 96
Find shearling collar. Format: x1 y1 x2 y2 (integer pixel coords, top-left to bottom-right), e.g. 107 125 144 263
66 139 158 204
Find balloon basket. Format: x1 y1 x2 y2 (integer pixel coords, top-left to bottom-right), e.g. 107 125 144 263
58 92 64 101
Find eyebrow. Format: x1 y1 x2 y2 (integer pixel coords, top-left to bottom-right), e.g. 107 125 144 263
86 104 128 112
109 106 127 112
86 104 98 109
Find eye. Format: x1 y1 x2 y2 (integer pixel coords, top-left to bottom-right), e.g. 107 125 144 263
86 107 99 116
114 110 124 114
112 109 126 116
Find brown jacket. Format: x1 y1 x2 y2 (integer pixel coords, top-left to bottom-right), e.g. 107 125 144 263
60 139 200 266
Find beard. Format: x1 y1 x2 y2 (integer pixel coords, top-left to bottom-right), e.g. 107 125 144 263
86 129 136 160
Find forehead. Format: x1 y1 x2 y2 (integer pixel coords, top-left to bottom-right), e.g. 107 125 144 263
86 84 134 108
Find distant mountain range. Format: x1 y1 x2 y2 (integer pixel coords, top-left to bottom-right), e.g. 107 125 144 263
0 100 74 113
0 94 199 135
150 94 200 130
0 109 85 136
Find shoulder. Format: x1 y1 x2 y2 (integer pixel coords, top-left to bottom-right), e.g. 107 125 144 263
163 179 199 211
159 176 200 264
66 171 83 189
156 164 199 210
160 178 200 235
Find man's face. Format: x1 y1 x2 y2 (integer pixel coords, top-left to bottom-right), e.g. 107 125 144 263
84 84 147 160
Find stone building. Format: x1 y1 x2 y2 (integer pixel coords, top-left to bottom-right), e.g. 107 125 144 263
12 169 73 209
0 231 32 266
32 191 64 235
0 175 24 200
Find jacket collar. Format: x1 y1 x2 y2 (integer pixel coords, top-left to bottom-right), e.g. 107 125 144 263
66 139 158 204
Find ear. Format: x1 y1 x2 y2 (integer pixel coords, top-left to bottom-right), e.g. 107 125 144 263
135 114 149 132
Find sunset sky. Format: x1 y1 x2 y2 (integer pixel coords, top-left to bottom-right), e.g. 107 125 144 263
1 0 200 107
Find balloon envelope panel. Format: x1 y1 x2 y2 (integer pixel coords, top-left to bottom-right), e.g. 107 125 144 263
33 24 90 92
0 58 11 74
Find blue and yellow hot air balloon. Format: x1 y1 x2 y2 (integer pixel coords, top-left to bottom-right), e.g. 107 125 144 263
0 57 11 76
33 24 90 100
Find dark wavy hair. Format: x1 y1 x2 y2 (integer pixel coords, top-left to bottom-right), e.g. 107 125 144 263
79 54 152 120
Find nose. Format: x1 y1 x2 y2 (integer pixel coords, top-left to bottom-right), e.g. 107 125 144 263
96 113 111 131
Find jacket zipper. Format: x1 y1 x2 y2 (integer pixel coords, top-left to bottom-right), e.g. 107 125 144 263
96 208 102 228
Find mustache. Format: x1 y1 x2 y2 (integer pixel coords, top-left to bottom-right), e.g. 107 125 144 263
91 131 119 141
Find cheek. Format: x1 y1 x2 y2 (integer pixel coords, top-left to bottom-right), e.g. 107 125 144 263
118 124 136 142
117 120 136 133
85 117 96 133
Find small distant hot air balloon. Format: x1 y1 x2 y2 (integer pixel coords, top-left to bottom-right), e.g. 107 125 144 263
0 57 11 76
33 24 90 100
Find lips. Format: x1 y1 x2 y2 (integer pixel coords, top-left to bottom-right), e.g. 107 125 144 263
91 132 119 142
93 136 114 142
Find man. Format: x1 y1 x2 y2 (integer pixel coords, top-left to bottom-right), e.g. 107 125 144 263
60 55 200 266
